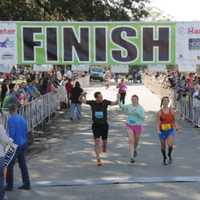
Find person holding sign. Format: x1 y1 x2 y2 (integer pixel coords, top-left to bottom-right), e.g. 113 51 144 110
157 96 181 165
5 105 31 191
119 95 145 163
0 113 14 200
80 92 118 166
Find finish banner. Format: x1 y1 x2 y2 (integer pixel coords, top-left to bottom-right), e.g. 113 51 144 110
16 22 176 65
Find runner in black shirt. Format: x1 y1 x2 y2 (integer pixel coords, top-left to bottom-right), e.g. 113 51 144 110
81 91 118 166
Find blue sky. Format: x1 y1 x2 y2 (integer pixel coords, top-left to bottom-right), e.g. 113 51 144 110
151 0 200 21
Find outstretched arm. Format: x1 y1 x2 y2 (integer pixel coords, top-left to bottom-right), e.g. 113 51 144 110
118 101 128 112
79 92 87 104
110 93 120 106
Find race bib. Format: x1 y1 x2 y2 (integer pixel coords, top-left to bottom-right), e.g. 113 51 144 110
161 123 172 131
95 111 104 119
128 119 136 124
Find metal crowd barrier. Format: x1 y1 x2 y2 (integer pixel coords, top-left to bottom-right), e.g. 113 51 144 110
144 74 200 128
176 94 200 127
2 86 67 132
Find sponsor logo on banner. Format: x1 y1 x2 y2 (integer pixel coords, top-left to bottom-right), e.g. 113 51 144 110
0 22 17 64
178 26 200 35
0 38 15 48
189 38 200 50
188 27 200 35
176 22 200 67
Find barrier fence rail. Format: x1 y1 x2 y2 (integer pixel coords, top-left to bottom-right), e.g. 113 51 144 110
144 74 200 128
2 86 67 132
1 75 90 134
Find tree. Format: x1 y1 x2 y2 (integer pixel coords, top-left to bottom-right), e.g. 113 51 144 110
0 0 42 20
145 7 174 21
0 0 150 21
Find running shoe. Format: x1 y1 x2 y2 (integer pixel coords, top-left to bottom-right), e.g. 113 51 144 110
163 158 168 166
130 158 135 163
168 157 173 164
18 185 31 190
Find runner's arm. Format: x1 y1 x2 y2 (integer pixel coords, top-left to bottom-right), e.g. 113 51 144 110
79 93 87 104
111 100 118 106
118 102 128 112
111 93 120 106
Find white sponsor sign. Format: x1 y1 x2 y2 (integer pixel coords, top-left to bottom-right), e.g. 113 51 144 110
0 22 17 64
148 64 166 72
111 65 129 73
4 144 18 167
0 64 13 73
176 22 200 66
178 64 197 72
33 64 53 72
72 64 89 72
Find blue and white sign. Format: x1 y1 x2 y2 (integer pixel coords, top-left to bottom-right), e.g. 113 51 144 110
0 22 17 64
176 22 200 67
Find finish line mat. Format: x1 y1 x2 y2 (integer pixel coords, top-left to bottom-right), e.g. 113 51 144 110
33 176 200 188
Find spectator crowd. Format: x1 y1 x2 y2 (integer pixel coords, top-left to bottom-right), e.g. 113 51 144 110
146 71 200 128
0 69 76 112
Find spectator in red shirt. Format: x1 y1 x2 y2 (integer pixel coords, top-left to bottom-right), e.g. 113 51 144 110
65 79 73 107
187 73 194 89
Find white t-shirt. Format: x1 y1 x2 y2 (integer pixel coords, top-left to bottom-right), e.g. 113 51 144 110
0 124 13 158
65 70 73 79
57 71 62 81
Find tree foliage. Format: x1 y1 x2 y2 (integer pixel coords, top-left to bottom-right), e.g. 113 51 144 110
0 0 149 21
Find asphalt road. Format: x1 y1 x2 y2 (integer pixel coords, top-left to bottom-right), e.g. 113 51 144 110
7 83 200 200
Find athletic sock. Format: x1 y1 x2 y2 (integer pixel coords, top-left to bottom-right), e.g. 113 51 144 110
130 146 134 159
168 146 173 159
161 148 167 165
161 148 166 159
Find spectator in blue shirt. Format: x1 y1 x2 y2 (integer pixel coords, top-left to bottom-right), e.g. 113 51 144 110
2 83 19 112
5 104 31 191
25 79 40 102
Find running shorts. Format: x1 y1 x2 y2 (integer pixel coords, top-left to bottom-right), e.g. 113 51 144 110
126 124 143 135
159 128 176 140
92 123 109 140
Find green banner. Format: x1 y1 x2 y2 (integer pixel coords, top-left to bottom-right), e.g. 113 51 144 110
16 22 176 65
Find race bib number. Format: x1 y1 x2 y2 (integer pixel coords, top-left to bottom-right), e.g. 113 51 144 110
161 123 172 131
128 119 136 124
95 111 104 119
